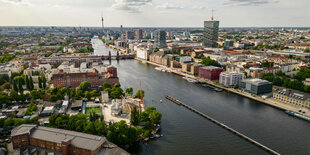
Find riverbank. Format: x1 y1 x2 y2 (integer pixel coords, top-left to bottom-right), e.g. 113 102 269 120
136 58 310 120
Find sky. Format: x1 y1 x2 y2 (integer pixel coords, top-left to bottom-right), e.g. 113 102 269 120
0 0 309 27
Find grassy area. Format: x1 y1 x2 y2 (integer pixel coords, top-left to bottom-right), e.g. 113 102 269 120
85 107 101 115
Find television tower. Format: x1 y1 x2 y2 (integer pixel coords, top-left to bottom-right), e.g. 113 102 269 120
101 13 104 34
211 8 214 21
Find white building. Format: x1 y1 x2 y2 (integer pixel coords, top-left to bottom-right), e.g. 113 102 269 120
136 47 149 60
219 72 245 86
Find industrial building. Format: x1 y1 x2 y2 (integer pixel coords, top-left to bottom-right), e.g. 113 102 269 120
239 78 273 95
11 124 129 155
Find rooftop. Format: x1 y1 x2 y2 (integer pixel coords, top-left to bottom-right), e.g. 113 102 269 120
242 78 272 86
11 124 106 151
201 66 222 70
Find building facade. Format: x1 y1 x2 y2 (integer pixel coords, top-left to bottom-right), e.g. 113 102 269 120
239 78 273 95
51 67 119 88
203 20 219 48
136 29 143 40
273 88 310 109
198 66 223 81
125 31 134 40
154 30 167 49
219 72 245 86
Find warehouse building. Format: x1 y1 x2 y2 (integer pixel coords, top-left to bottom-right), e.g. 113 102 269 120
11 124 129 155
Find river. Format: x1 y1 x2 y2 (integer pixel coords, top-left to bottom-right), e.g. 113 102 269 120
92 38 310 155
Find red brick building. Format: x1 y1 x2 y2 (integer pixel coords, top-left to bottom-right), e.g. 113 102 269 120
198 66 223 81
11 124 129 155
51 67 119 88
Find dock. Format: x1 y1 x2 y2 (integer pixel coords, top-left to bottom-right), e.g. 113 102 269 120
165 95 280 155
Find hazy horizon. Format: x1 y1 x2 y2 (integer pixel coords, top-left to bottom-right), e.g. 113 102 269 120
0 0 309 27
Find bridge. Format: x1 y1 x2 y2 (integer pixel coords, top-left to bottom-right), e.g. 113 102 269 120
100 51 135 60
165 95 280 155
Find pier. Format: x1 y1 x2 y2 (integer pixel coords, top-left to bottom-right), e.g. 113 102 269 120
165 95 280 155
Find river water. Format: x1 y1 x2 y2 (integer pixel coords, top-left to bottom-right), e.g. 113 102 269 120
92 38 310 155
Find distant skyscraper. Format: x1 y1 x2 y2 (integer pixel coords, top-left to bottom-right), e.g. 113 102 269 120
136 29 143 40
203 10 219 48
125 31 134 40
154 30 167 49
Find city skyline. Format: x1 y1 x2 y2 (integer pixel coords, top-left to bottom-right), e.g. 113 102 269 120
0 0 309 27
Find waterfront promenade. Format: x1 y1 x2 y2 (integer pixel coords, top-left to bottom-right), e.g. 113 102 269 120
136 58 310 118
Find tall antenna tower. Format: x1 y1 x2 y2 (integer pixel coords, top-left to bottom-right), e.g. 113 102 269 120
101 12 104 34
211 8 214 21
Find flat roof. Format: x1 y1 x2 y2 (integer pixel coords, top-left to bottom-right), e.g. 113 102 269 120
201 66 222 70
242 78 272 86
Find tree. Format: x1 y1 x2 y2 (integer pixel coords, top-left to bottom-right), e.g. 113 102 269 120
29 77 34 90
24 102 37 115
304 85 310 93
107 120 139 146
94 120 107 136
79 81 91 92
18 78 23 94
135 89 144 98
9 90 19 102
130 107 140 126
84 121 96 134
42 76 47 89
89 110 99 122
102 82 112 90
25 76 30 90
30 90 42 100
1 82 11 90
125 87 133 96
200 56 220 67
84 91 91 100
114 83 121 88
233 85 239 89
12 80 18 92
0 92 10 108
38 76 42 88
90 90 98 97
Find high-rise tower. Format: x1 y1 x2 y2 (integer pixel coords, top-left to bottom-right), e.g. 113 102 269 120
203 9 219 48
154 30 167 49
101 13 104 34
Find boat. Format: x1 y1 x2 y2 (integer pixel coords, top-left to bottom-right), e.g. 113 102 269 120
214 88 223 92
183 77 198 83
154 67 162 71
144 137 150 142
154 134 160 138
285 110 310 122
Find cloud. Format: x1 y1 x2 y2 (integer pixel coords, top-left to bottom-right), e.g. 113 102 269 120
156 3 184 10
192 6 208 10
111 0 152 13
223 0 278 6
0 0 31 6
